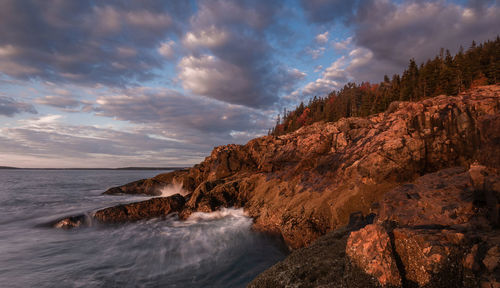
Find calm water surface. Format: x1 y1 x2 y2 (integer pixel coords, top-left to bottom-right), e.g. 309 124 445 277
0 170 287 287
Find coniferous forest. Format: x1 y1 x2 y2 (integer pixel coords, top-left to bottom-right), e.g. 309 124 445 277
271 37 500 136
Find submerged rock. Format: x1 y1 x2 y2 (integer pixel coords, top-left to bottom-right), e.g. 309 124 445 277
50 214 89 229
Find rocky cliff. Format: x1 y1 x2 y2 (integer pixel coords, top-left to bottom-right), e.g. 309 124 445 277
52 85 500 287
102 85 499 249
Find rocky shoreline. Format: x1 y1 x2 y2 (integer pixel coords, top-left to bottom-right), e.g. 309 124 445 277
249 166 499 287
52 85 500 287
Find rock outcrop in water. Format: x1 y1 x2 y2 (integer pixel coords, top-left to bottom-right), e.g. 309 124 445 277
104 85 499 249
54 85 500 287
93 194 185 223
51 195 185 227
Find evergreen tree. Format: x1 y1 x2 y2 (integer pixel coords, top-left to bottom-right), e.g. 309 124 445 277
272 37 500 136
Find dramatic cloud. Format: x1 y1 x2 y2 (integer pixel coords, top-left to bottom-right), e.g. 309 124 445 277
178 54 253 105
94 87 273 147
0 1 191 86
0 0 497 167
0 96 37 117
177 0 301 108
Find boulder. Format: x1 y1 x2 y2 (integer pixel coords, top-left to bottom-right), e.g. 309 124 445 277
50 214 89 229
346 224 402 287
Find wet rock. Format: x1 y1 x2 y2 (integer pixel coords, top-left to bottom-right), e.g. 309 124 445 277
93 194 185 223
50 214 89 229
103 178 166 196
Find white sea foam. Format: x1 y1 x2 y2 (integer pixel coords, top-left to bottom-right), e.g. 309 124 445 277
186 207 248 221
159 181 187 197
159 208 255 272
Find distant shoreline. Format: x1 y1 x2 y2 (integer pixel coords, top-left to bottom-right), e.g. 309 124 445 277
0 166 188 171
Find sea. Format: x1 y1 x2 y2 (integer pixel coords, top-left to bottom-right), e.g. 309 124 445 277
0 169 287 288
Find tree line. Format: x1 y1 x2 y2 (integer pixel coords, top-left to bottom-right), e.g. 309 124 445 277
271 37 499 136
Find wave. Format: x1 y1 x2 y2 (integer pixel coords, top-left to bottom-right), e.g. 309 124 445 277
158 181 188 197
185 207 248 222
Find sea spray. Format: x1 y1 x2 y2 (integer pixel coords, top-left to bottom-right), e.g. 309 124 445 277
0 170 287 287
160 208 255 272
159 180 188 197
183 207 248 222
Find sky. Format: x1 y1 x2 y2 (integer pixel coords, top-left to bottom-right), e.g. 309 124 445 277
0 0 498 168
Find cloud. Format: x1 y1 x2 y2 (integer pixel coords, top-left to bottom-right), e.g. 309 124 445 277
300 0 359 23
177 0 299 108
288 50 367 100
315 31 329 44
305 47 326 59
348 0 500 82
288 68 307 81
333 37 352 51
0 1 191 86
302 78 341 98
189 0 279 30
35 95 82 109
0 96 37 117
0 115 205 167
297 0 500 97
178 54 252 105
158 40 176 59
94 87 273 147
183 26 229 49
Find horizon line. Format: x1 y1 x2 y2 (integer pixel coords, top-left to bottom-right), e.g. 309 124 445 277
0 166 189 170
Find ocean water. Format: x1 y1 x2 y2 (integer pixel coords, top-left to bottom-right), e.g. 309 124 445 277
0 170 287 288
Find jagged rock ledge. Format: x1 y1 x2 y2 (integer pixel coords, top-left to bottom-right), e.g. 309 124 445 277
50 195 185 228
